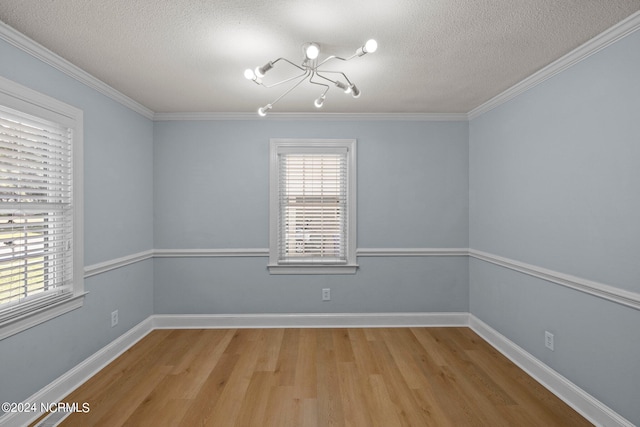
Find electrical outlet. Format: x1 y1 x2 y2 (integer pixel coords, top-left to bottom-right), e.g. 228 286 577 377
322 288 331 301
545 331 554 351
111 310 118 327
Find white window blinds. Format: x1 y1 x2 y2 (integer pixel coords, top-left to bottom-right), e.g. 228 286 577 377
0 105 74 312
278 148 348 264
269 139 357 274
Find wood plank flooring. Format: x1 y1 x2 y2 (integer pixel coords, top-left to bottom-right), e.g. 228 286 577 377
38 328 592 426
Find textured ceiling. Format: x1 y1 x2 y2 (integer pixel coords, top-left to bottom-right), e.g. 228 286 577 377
1 0 639 114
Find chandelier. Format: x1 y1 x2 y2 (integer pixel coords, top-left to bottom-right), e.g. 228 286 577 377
244 39 378 116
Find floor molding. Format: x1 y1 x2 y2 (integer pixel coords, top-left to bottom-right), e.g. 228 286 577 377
469 315 634 427
2 317 154 427
3 312 632 427
150 312 470 329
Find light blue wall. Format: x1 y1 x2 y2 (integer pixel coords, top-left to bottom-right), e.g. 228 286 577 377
153 120 470 314
0 39 154 406
3 15 638 425
469 29 640 425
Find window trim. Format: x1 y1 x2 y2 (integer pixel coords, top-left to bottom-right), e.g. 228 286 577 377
268 138 357 274
0 75 84 340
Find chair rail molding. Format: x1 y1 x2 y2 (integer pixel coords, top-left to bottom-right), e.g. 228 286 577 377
469 249 640 311
83 248 640 312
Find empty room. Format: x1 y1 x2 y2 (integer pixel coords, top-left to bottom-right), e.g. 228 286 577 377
1 1 639 426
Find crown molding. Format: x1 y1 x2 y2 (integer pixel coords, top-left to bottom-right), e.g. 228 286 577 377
153 112 469 122
0 21 154 120
3 11 639 124
468 10 640 120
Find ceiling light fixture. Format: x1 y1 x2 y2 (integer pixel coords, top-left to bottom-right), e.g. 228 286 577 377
244 39 377 116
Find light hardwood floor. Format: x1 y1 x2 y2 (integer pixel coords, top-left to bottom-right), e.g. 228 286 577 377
37 327 592 426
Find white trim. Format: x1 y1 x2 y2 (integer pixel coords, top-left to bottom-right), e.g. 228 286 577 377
153 248 269 258
153 248 469 258
357 248 468 257
266 264 359 275
0 75 85 341
269 139 357 274
0 21 154 120
151 312 470 329
469 249 640 311
0 75 80 123
2 11 640 123
82 248 640 312
152 112 469 122
0 293 87 341
83 250 154 278
0 317 153 427
469 315 635 427
468 10 640 120
3 312 633 427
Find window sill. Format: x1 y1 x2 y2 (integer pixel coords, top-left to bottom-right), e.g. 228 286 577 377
0 292 87 341
268 264 358 275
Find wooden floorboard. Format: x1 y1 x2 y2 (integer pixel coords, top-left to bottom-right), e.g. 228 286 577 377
33 327 593 426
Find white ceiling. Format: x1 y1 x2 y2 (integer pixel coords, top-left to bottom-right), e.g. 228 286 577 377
1 0 639 114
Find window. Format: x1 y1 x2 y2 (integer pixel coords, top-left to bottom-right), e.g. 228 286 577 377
269 139 357 274
0 76 84 340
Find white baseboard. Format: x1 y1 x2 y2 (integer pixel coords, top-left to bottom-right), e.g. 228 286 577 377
1 317 154 427
150 312 470 329
2 313 632 427
469 315 634 427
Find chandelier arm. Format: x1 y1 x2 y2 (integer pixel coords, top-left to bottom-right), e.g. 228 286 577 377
315 70 353 85
316 54 357 68
309 72 331 91
261 71 309 89
268 70 311 107
271 57 306 71
313 72 338 86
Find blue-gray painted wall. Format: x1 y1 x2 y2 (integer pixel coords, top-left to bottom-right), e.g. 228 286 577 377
0 39 155 406
153 120 470 314
1 19 639 426
469 29 640 425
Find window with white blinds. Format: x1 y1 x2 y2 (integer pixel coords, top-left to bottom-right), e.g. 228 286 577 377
269 139 357 274
0 76 84 340
0 105 73 308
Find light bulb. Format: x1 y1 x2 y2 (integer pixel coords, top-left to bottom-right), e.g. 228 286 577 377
314 95 325 108
258 104 272 116
255 66 265 78
305 44 320 60
356 39 378 57
244 69 256 80
364 39 378 53
351 84 361 98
